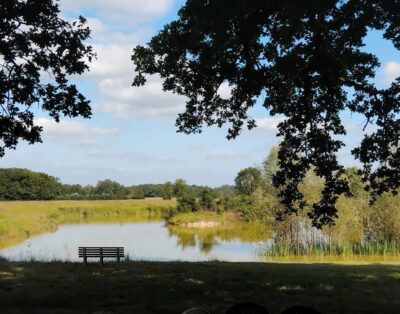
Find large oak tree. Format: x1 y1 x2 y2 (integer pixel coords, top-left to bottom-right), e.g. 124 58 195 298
132 0 400 227
0 0 94 157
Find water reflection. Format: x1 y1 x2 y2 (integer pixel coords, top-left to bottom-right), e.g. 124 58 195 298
167 221 272 253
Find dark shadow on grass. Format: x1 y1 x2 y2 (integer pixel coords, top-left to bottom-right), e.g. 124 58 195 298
0 261 400 313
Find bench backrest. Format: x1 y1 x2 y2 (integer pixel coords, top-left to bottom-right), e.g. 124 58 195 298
79 247 124 258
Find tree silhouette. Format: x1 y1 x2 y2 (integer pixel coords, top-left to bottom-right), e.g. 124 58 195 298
0 0 94 157
132 0 400 227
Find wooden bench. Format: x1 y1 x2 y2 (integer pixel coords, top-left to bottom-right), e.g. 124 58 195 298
79 247 124 265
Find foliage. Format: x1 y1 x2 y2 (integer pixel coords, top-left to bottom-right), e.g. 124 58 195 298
0 168 61 200
128 186 145 199
162 181 174 199
213 184 236 197
199 188 217 210
93 179 128 199
173 179 187 198
234 167 262 195
0 168 233 201
0 0 94 156
132 0 400 227
265 240 400 257
176 195 199 213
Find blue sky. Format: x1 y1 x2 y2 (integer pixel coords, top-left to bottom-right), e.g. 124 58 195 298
1 1 399 187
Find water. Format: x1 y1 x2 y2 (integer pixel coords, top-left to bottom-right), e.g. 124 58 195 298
0 221 270 262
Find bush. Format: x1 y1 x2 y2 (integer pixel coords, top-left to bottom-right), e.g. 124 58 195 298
176 195 199 213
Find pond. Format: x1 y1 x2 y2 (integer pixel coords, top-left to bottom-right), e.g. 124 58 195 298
0 220 272 262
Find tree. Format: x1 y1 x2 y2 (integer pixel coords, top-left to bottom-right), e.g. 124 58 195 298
0 168 61 200
199 188 216 210
0 0 94 157
132 1 400 227
173 179 187 198
94 179 126 199
162 181 174 199
235 167 261 195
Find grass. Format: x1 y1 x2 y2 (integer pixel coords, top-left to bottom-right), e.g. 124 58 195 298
0 260 399 313
265 241 400 257
0 199 176 248
169 211 226 225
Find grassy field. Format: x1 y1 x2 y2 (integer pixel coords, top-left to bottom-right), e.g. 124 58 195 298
0 199 176 248
0 260 399 313
169 211 227 225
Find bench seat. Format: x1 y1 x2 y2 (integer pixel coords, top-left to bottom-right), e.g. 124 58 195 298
79 247 124 265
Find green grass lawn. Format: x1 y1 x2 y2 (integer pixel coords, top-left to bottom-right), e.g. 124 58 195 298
1 261 399 313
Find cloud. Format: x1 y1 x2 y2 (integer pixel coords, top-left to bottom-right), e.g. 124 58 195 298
61 0 176 24
207 149 248 159
217 82 234 99
85 18 146 45
88 44 134 78
382 61 400 84
63 2 186 121
35 117 120 145
254 117 284 131
100 76 186 119
87 148 181 164
77 41 186 119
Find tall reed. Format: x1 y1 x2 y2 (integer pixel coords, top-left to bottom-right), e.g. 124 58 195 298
264 240 400 257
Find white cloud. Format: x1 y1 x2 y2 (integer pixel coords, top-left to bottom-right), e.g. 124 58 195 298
382 61 400 84
100 76 186 119
61 0 175 24
255 117 284 131
62 1 186 121
207 149 248 159
88 44 134 78
35 117 120 144
217 82 234 99
85 18 146 45
87 148 181 163
77 41 186 119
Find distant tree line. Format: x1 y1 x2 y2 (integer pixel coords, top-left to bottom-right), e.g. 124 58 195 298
0 168 235 201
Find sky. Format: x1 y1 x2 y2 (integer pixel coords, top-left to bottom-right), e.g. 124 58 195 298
1 0 400 187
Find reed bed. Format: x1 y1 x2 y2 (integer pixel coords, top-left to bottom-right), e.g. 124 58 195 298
264 241 400 257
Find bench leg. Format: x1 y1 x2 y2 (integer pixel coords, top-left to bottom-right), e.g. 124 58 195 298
84 256 87 266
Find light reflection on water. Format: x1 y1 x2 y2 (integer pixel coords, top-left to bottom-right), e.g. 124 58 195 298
0 221 269 262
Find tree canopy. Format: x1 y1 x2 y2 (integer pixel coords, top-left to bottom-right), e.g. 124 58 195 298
0 0 94 157
0 168 61 200
235 167 262 195
132 0 400 227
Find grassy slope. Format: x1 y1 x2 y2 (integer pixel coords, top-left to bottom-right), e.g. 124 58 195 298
169 211 226 224
0 199 176 248
0 261 399 313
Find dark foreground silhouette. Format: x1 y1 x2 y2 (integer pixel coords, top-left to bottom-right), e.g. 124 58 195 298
1 261 399 313
182 302 320 313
